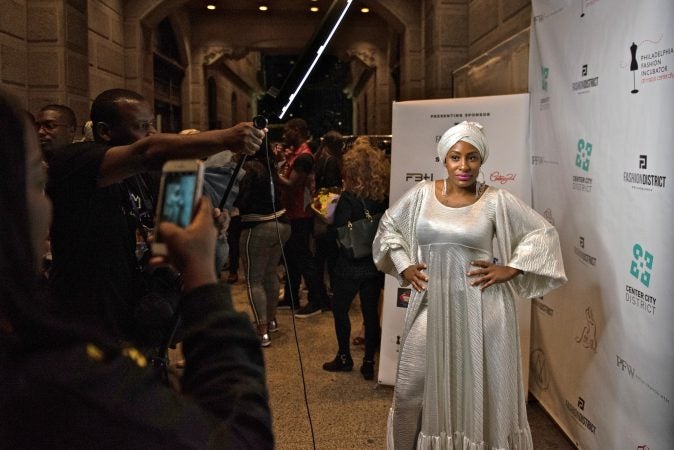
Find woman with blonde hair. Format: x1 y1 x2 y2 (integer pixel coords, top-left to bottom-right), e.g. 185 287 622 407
322 139 389 380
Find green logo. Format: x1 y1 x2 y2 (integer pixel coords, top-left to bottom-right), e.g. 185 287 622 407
576 138 592 172
630 244 653 288
542 66 549 91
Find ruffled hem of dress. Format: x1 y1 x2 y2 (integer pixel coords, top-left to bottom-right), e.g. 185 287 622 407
387 407 395 450
415 426 533 450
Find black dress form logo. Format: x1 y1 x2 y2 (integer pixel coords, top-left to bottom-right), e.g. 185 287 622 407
630 42 639 94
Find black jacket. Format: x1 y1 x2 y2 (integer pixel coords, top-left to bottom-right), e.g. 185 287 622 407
1 284 273 449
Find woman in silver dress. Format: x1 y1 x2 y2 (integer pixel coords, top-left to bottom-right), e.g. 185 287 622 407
373 121 567 449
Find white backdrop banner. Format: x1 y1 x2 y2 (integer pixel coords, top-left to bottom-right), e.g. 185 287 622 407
378 94 531 389
528 0 673 449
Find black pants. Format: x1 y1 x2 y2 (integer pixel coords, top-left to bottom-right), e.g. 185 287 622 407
227 215 242 274
314 233 338 294
283 218 326 308
332 274 382 360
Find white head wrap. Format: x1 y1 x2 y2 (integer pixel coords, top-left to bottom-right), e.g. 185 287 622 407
436 121 489 164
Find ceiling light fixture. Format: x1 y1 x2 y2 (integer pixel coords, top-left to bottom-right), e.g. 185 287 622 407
310 7 319 12
206 4 216 10
361 7 370 13
259 5 268 11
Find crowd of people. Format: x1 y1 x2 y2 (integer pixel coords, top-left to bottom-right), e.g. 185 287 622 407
1 85 566 448
0 88 272 448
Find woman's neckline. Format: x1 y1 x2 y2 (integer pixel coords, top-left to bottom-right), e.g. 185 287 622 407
431 180 489 209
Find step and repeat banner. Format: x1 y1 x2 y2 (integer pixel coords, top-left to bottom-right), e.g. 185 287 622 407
378 94 531 388
528 0 673 448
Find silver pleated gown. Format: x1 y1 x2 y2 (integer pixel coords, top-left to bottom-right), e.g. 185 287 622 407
373 182 566 450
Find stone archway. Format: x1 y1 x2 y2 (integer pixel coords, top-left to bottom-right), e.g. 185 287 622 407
122 0 424 131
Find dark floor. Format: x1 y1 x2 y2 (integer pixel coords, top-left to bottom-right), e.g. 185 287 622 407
228 276 576 449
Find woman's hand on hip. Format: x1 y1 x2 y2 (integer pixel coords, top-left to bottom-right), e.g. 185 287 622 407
467 260 522 291
402 263 428 292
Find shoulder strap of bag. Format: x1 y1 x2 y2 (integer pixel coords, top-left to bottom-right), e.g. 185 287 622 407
359 198 373 221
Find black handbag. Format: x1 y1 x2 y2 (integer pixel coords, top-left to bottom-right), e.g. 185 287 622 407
336 199 382 259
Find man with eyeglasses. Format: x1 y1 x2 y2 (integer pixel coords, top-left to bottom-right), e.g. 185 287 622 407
35 104 77 162
46 88 265 346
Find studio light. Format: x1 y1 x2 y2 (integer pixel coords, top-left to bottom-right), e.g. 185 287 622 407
279 0 353 119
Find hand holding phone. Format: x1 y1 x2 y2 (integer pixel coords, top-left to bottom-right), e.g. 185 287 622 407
152 159 205 256
150 197 218 291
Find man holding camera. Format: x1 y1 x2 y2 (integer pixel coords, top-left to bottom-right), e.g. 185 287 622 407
46 88 264 344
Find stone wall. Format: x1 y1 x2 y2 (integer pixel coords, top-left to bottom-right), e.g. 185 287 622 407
87 0 125 100
0 0 90 129
453 0 531 97
203 55 258 131
341 17 391 135
0 0 29 104
422 0 468 99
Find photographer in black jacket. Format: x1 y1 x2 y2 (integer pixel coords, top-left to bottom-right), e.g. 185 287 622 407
46 88 264 345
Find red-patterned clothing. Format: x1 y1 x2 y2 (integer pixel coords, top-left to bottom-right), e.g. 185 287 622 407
280 142 314 219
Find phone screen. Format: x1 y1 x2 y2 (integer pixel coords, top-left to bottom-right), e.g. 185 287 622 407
160 171 197 228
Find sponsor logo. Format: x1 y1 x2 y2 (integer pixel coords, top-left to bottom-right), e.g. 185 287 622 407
572 139 593 192
575 307 597 352
543 208 555 225
617 355 670 404
533 6 564 25
574 236 597 266
630 243 653 287
397 288 410 308
616 354 636 379
565 397 597 434
405 172 434 182
572 64 599 94
624 285 656 316
489 171 517 185
539 66 551 110
531 155 559 166
625 243 657 317
623 36 673 93
534 298 554 316
530 349 549 390
623 154 667 192
572 175 592 192
637 446 650 450
575 138 592 172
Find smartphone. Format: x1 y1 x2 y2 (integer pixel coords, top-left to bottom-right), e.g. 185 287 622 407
152 159 205 255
